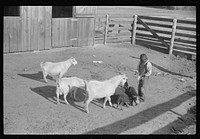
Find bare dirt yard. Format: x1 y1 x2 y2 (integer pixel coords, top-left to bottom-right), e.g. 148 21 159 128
3 43 196 134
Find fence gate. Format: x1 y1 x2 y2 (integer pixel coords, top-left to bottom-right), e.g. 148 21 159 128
52 18 78 48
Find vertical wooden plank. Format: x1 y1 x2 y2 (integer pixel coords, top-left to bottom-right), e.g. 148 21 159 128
56 19 60 46
77 18 83 46
64 18 67 45
17 17 22 52
8 18 13 52
4 18 9 53
3 18 6 53
54 19 59 47
38 6 45 50
27 6 32 51
56 19 60 47
84 18 89 46
21 6 27 51
52 19 55 47
64 19 70 46
9 18 18 52
93 16 96 46
169 19 177 55
131 15 137 45
31 6 38 50
60 19 65 46
34 6 39 50
44 6 52 50
104 14 109 45
30 6 34 50
71 19 78 47
90 18 95 46
58 19 61 46
88 18 92 45
86 18 90 45
21 6 28 51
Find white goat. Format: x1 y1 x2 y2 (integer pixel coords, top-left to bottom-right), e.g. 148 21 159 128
84 74 128 113
56 77 87 104
40 57 77 82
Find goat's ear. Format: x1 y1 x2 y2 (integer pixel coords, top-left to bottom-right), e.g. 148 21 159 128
118 71 123 75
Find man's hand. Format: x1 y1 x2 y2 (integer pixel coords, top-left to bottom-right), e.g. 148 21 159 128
137 76 141 81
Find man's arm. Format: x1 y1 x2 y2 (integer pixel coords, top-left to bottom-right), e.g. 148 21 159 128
144 62 152 77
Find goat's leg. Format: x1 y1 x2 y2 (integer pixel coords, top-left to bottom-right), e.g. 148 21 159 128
125 102 129 107
108 97 113 107
56 88 60 104
85 99 91 113
63 89 69 105
73 88 78 100
103 97 108 109
42 69 48 83
59 71 65 79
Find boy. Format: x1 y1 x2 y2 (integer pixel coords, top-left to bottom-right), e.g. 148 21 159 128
136 53 152 102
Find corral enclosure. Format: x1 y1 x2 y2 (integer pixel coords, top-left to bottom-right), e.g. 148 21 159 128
4 6 196 134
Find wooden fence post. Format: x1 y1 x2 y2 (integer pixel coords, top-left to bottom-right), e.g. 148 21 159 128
104 14 109 45
131 15 137 45
169 19 177 55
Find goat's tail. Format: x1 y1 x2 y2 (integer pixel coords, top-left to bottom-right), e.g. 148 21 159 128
40 62 44 69
56 78 61 95
83 80 88 103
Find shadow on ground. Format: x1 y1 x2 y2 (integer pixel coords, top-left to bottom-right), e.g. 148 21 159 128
30 85 88 113
130 56 193 78
18 71 55 83
153 105 196 134
84 89 196 134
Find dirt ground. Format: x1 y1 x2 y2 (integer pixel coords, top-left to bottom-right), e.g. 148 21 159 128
3 43 196 134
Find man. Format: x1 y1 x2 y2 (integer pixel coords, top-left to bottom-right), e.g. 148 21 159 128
136 53 152 102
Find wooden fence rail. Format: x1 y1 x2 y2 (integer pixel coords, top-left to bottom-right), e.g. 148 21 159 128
94 14 196 57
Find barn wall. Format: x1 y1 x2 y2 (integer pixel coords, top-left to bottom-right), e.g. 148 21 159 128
4 6 96 53
75 6 96 47
77 17 95 47
21 6 52 51
4 6 52 53
75 6 97 15
4 17 22 53
52 18 78 48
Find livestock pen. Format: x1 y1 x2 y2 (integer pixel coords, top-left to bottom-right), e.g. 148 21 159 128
94 14 196 60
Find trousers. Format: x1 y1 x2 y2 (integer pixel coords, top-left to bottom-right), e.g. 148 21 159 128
138 76 149 101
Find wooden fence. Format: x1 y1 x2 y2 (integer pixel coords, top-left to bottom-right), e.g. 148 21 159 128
94 14 196 56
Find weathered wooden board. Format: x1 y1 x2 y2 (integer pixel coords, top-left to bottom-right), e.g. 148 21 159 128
77 17 95 46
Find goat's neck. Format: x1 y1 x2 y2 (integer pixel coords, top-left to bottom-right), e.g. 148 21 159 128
109 76 121 88
63 60 72 68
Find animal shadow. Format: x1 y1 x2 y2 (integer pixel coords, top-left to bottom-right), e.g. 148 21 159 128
91 98 113 109
18 71 55 83
30 85 57 104
30 86 87 112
